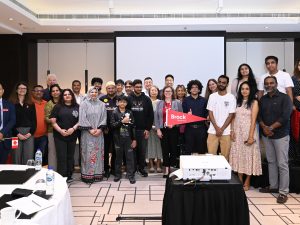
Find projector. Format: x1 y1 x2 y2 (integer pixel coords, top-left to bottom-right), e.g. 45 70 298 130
180 155 231 181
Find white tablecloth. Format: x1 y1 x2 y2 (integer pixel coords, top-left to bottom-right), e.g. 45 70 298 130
0 165 74 225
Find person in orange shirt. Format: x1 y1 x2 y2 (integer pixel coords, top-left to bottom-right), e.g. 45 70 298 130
32 85 48 160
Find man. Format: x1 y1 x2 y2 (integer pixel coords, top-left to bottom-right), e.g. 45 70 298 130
91 77 105 98
258 56 294 101
206 75 236 160
100 81 118 177
32 85 48 160
115 79 125 96
259 76 292 204
127 79 154 177
0 83 16 163
72 80 84 105
143 77 153 96
160 74 174 97
43 74 58 101
125 80 133 96
182 80 208 154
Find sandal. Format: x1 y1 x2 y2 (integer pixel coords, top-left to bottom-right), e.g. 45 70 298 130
156 167 162 173
149 167 155 173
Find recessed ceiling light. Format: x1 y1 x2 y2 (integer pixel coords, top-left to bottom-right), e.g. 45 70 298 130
9 18 13 21
66 28 71 31
264 26 269 29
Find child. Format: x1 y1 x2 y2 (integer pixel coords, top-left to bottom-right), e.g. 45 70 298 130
110 95 137 184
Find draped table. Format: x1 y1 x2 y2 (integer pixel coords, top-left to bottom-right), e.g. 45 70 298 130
162 173 249 225
0 165 74 225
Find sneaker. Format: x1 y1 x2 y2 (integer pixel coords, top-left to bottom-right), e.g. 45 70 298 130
129 178 136 184
114 177 121 182
259 186 279 193
277 194 288 204
138 169 148 177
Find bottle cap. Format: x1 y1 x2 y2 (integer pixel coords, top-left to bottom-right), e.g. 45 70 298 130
48 166 54 170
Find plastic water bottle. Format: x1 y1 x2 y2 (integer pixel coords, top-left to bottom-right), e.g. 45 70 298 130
35 149 43 170
46 166 55 195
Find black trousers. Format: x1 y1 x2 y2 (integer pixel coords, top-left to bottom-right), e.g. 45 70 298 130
160 127 179 167
185 126 208 154
135 130 147 170
54 137 76 178
0 140 10 164
114 137 135 179
104 131 115 172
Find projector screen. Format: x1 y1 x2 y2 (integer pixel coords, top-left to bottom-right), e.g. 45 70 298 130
115 33 225 95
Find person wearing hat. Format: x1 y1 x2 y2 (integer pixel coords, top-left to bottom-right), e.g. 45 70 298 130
100 81 118 178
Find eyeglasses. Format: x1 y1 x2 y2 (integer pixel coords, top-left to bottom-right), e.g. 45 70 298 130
33 90 43 93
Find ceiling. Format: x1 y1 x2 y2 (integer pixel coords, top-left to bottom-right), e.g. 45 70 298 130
0 0 299 34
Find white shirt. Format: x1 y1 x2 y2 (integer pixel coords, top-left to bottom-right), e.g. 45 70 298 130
258 70 294 94
74 94 84 105
206 92 236 135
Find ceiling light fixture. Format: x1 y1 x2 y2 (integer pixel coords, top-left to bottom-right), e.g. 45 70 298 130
9 18 13 21
46 40 51 75
84 40 89 93
66 28 70 31
216 0 223 14
108 0 114 14
264 26 269 29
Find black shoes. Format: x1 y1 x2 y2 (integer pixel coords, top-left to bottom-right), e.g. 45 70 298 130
259 186 279 193
138 169 148 177
104 171 110 178
277 194 288 204
114 177 121 182
129 178 136 184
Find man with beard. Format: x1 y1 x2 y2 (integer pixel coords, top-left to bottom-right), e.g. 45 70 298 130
91 77 105 98
259 76 292 204
100 81 118 177
127 79 153 177
206 75 236 160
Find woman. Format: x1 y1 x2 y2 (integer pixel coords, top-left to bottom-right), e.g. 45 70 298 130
175 85 187 103
79 87 107 183
50 89 79 182
155 86 182 177
231 63 258 97
44 84 61 171
291 59 300 156
147 85 163 173
229 81 262 191
204 79 218 100
10 82 36 164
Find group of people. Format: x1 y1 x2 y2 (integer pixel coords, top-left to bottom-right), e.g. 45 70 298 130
0 55 300 204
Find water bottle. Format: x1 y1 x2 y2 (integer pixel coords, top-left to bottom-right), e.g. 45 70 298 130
46 166 55 195
35 149 43 170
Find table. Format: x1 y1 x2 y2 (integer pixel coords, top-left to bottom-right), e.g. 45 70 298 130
0 165 74 225
162 174 249 225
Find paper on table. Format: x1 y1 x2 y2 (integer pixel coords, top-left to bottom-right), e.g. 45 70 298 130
169 169 183 180
6 194 54 215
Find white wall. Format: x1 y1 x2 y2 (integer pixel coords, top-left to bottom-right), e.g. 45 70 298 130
38 42 114 94
226 41 294 84
38 41 295 94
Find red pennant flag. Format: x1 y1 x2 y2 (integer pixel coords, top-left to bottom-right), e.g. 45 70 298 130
166 109 206 126
11 137 18 149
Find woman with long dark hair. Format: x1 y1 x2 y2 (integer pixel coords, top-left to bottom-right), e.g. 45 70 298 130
229 81 262 191
155 86 182 177
50 89 79 182
45 84 61 171
231 64 258 97
10 82 36 164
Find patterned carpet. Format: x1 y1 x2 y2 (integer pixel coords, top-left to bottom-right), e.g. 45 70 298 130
69 172 300 225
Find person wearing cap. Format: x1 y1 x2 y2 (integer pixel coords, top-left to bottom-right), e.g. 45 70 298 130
100 81 118 177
